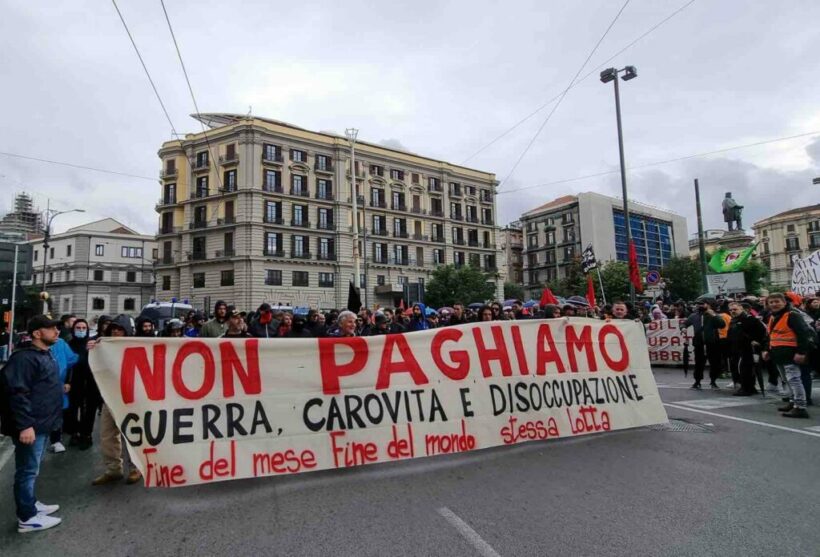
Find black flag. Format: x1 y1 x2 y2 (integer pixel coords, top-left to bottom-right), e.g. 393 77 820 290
347 281 362 313
581 244 598 274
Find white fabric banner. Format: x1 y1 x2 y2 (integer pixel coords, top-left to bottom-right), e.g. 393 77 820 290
645 319 693 366
791 250 820 297
89 318 667 488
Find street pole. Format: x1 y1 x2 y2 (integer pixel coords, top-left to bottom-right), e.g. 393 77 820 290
694 178 708 293
346 129 361 298
612 75 635 304
41 200 50 315
8 243 19 357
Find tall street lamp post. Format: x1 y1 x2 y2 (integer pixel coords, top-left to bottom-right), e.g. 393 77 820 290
40 205 85 314
601 65 638 303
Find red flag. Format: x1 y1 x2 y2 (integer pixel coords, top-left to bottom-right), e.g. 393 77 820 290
628 240 644 293
539 287 559 307
586 274 597 307
398 298 405 310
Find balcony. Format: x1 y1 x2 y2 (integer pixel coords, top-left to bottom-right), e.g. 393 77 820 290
392 203 407 212
370 199 387 209
192 159 210 172
480 193 493 204
468 239 480 247
217 216 236 225
466 215 479 224
450 188 463 198
315 191 334 201
317 252 336 261
189 251 207 261
428 183 442 193
371 256 389 265
412 233 429 241
291 251 312 260
410 207 427 215
219 154 239 166
191 190 211 199
314 161 334 174
264 216 284 225
263 184 283 194
264 249 284 257
290 188 310 198
430 209 445 218
290 220 311 228
370 228 389 237
317 222 334 231
155 255 174 265
214 249 236 258
160 168 178 179
482 218 495 226
485 265 498 273
393 230 409 239
431 235 445 243
348 195 366 205
452 214 464 221
453 238 465 246
190 220 208 230
156 197 176 209
483 242 497 250
219 184 238 194
262 152 284 164
158 226 181 235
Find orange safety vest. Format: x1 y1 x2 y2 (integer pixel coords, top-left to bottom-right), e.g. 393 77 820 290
718 313 731 339
767 313 798 348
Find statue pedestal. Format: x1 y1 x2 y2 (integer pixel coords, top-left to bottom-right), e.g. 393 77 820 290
719 229 754 250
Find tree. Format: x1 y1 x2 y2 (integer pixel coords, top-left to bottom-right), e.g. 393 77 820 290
743 259 768 295
661 256 703 301
503 282 525 301
425 264 497 308
596 260 632 303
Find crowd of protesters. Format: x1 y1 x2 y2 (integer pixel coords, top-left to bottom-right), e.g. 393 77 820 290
1 290 818 532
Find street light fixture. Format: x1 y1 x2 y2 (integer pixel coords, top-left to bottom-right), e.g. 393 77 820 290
601 65 638 303
40 207 85 314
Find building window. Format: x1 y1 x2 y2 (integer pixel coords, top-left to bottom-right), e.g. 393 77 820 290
371 165 384 177
126 271 136 283
95 244 104 256
377 275 385 286
265 269 282 286
224 169 237 191
390 169 404 181
316 154 332 171
786 224 795 232
66 270 71 281
48 272 53 283
193 273 205 288
121 246 143 259
264 170 280 191
317 179 332 199
291 149 306 163
265 232 281 256
162 276 171 290
293 271 309 287
66 244 72 257
93 270 104 281
221 270 234 286
34 250 38 261
318 272 334 288
265 201 281 223
546 231 555 245
433 249 444 265
195 151 209 167
195 176 209 198
319 237 334 259
123 298 136 311
785 237 800 251
318 208 332 230
292 174 306 196
92 298 105 311
263 144 280 161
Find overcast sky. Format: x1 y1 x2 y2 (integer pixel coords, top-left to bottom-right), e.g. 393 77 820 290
1 0 819 238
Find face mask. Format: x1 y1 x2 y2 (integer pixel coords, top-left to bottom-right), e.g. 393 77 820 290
74 330 88 339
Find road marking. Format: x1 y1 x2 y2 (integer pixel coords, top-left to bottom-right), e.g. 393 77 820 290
805 426 820 433
663 403 820 439
438 507 501 557
672 397 763 410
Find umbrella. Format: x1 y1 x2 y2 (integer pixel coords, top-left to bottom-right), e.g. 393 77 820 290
503 299 520 306
523 300 539 308
566 295 590 307
468 302 484 310
438 306 454 315
425 306 438 316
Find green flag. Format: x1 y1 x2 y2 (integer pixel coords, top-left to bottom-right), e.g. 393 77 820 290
708 243 757 273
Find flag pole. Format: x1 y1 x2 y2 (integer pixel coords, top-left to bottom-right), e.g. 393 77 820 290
595 266 607 306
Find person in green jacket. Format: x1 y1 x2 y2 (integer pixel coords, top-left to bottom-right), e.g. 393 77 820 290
200 300 229 338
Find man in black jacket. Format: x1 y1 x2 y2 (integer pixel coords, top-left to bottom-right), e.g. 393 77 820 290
681 297 726 389
727 302 767 396
1 315 64 533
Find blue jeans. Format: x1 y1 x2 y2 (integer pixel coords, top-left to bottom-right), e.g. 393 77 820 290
776 363 807 408
13 433 49 521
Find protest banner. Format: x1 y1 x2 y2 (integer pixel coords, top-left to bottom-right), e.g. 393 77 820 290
89 318 667 488
790 250 820 297
645 319 692 366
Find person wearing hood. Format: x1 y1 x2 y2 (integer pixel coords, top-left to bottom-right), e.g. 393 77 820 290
94 315 111 339
58 314 76 342
408 303 430 332
650 305 666 320
163 319 185 337
200 300 229 338
248 303 279 338
285 315 313 338
66 319 99 450
134 317 156 338
91 314 142 486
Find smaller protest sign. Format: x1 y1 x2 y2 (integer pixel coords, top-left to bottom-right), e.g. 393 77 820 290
790 250 820 297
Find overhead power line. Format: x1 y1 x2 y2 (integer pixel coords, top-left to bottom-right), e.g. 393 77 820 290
0 151 157 181
496 129 820 195
111 0 179 137
498 0 631 189
461 0 697 166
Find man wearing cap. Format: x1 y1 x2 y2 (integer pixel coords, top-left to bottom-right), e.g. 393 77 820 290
1 315 64 533
222 308 252 338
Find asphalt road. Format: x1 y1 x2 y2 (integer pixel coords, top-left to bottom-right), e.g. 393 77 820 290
1 368 819 557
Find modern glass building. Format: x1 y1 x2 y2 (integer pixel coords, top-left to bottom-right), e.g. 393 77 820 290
613 209 674 270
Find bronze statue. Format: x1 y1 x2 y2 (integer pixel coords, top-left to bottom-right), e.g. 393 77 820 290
722 192 743 231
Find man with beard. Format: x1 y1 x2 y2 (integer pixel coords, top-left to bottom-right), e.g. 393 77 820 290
134 317 156 338
448 303 469 327
1 315 64 532
201 300 230 338
727 302 767 396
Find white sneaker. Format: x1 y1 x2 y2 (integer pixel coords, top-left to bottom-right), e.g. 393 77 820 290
35 501 60 516
18 513 62 533
50 442 66 454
